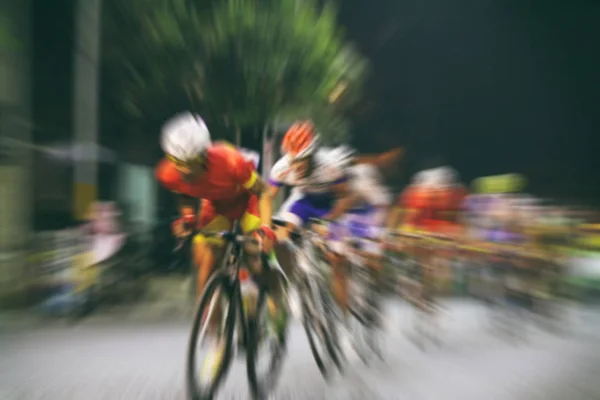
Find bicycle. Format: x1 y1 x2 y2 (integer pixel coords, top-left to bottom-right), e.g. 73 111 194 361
185 221 288 400
346 237 386 363
529 259 571 335
274 217 344 379
172 232 198 304
464 242 534 343
388 231 455 349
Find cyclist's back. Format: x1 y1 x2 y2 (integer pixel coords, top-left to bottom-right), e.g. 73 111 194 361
398 166 467 235
271 146 352 193
348 162 391 210
156 141 257 203
272 145 355 226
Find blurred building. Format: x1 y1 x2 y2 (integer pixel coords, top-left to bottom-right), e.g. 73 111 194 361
0 0 33 304
0 0 106 306
32 0 102 227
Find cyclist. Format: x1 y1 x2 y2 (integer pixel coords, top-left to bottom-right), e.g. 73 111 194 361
261 121 401 351
389 166 467 310
154 112 283 372
263 122 355 311
336 157 397 323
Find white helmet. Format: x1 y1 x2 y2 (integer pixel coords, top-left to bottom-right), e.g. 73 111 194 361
430 166 457 186
412 170 430 185
160 112 212 162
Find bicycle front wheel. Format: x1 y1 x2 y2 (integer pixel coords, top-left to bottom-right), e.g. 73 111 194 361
246 287 288 399
186 271 239 400
301 275 343 379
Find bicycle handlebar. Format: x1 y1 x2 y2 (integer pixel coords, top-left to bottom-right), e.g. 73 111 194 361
173 220 257 251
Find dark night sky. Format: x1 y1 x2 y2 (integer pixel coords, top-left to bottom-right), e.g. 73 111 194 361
338 0 600 202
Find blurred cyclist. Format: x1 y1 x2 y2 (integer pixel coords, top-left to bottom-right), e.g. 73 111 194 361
261 121 402 352
389 166 467 307
154 112 283 371
336 158 397 326
261 122 356 311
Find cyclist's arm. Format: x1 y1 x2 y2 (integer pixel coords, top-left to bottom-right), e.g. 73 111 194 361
243 174 278 227
256 157 287 227
322 180 359 221
354 147 404 170
258 183 280 227
155 158 200 223
173 193 200 236
177 193 198 216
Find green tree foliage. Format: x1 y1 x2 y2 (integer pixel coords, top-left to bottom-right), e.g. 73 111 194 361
101 0 195 125
102 0 367 143
203 0 367 141
0 17 20 50
274 105 351 144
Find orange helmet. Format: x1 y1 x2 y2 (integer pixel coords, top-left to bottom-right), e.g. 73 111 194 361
281 121 319 159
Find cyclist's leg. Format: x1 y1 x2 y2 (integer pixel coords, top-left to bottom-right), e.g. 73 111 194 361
278 193 334 254
194 205 234 377
362 207 388 286
194 200 232 300
327 218 351 313
239 196 267 272
273 189 304 242
271 191 306 279
417 243 435 312
355 241 386 329
346 208 385 303
241 197 288 338
193 201 232 338
279 194 351 319
330 252 350 311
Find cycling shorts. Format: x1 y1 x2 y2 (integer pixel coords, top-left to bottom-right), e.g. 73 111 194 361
329 206 384 255
277 192 335 227
277 193 386 255
194 194 260 245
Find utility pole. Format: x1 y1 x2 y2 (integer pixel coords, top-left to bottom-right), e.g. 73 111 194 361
261 124 272 179
72 0 102 220
262 122 286 208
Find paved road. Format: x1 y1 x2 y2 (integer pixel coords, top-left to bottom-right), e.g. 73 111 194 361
1 300 600 400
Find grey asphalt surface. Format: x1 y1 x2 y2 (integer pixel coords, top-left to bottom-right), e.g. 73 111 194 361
1 299 600 400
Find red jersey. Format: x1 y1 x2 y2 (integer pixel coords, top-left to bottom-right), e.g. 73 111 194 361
399 184 467 232
155 143 259 215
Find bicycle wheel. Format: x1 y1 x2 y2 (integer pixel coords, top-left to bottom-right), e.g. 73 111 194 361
363 283 385 361
189 259 198 301
186 271 239 400
299 275 342 380
246 287 288 399
316 277 345 372
347 272 381 364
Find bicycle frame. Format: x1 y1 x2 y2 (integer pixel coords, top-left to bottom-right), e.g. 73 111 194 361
196 221 268 341
284 232 331 319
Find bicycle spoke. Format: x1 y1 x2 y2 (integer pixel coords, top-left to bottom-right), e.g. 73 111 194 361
197 289 221 347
